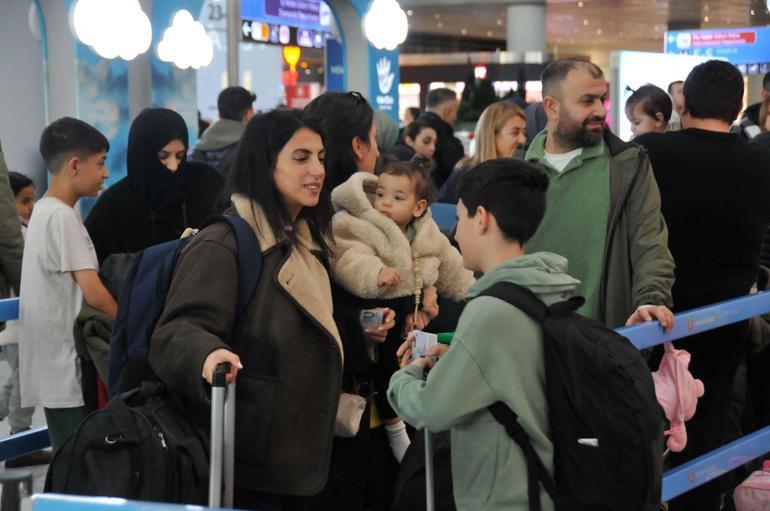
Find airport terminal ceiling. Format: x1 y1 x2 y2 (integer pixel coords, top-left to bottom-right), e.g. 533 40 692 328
399 0 770 53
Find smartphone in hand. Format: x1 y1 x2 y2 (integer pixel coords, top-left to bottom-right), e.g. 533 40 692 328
359 309 384 330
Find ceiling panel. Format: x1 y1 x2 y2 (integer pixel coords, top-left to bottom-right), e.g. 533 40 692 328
401 0 770 53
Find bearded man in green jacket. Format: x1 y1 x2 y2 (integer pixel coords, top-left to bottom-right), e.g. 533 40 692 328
524 58 675 329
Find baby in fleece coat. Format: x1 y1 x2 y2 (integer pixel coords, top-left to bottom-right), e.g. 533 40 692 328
330 155 475 462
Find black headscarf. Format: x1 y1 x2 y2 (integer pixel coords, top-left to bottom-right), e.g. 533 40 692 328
127 108 189 211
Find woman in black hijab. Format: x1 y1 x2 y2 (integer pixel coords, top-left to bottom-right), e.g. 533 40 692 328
86 108 224 263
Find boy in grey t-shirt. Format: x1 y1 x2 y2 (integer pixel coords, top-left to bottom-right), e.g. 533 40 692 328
19 118 117 451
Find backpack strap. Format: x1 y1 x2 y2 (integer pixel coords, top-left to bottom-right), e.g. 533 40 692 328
223 214 262 318
203 214 262 319
478 282 559 510
478 281 548 323
479 281 584 320
488 402 558 511
106 396 144 497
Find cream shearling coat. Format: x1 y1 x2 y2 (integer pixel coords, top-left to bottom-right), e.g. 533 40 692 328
330 172 474 301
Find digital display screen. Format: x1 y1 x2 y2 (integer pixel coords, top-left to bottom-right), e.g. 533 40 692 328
665 27 770 65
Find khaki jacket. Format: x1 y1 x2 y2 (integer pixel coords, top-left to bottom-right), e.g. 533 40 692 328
601 132 675 327
0 147 23 298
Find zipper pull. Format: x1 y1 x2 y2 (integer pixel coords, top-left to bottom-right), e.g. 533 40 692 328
157 429 168 449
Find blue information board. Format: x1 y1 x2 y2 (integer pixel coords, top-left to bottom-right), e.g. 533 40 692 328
242 0 331 31
368 46 400 125
325 38 345 91
665 26 770 65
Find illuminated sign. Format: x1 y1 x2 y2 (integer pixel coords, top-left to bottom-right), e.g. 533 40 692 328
242 0 330 32
241 20 326 48
241 0 330 47
665 26 770 65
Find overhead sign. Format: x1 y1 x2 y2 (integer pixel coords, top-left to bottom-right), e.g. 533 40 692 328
242 0 331 31
265 0 321 25
665 26 770 65
241 20 327 48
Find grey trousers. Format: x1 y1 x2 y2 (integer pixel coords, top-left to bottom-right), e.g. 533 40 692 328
0 344 34 433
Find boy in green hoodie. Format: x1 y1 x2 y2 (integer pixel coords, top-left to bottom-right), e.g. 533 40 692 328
387 158 580 510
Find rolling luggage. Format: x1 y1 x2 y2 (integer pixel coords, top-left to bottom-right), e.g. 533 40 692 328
209 363 236 508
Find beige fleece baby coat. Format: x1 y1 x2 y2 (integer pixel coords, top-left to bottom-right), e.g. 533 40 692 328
330 172 474 301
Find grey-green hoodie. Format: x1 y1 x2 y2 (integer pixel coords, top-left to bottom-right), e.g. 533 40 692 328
191 119 245 174
194 119 244 151
388 252 580 511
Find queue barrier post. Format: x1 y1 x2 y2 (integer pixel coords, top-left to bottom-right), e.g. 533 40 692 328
3 291 770 507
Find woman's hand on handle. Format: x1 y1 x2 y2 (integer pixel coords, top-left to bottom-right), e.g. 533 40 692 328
202 348 243 384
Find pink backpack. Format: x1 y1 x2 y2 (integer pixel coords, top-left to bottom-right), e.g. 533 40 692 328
734 461 770 511
651 342 705 452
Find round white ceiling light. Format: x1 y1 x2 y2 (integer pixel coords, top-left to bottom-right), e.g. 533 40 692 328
363 0 409 51
157 10 214 70
71 0 151 60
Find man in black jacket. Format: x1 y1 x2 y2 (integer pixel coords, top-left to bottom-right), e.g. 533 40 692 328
417 88 464 189
637 60 770 511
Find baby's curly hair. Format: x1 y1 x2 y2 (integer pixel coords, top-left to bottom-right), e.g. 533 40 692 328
379 154 437 204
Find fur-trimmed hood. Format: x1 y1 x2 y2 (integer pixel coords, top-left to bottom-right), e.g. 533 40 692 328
330 172 474 301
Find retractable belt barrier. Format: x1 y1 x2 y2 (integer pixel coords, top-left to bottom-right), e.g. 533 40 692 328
1 289 770 508
26 493 239 511
617 291 770 501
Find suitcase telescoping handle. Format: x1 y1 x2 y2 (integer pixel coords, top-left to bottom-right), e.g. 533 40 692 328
425 429 435 511
209 362 236 508
421 362 435 511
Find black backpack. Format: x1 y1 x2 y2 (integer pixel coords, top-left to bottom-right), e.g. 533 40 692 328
391 430 456 511
45 383 209 504
480 282 664 511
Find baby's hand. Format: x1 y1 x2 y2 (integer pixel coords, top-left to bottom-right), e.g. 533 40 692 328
421 286 439 320
378 267 401 287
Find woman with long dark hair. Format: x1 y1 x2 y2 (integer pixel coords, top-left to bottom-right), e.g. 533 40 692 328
305 91 380 190
85 108 224 263
305 92 405 510
149 109 341 510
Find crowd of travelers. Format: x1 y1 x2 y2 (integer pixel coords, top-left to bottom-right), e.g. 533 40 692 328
1 58 770 511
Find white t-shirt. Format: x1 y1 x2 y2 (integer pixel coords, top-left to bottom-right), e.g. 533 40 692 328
543 147 584 173
18 197 98 408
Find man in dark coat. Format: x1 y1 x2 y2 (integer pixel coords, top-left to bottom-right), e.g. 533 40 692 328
417 88 464 189
637 61 770 511
191 86 255 175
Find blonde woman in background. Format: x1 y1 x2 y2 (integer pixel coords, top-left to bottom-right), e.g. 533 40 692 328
437 101 527 203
